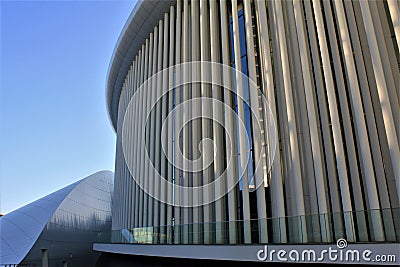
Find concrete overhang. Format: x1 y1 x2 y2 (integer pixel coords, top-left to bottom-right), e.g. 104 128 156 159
93 243 400 265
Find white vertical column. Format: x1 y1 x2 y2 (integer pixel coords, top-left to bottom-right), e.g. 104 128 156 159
129 54 139 228
147 27 159 232
135 53 143 229
273 0 307 243
387 0 400 54
138 42 149 228
167 5 175 244
130 57 139 228
312 0 355 242
123 65 133 229
121 70 127 229
191 0 202 245
143 35 153 228
126 63 133 230
174 0 182 244
127 64 133 230
116 81 122 232
153 20 164 243
200 0 214 245
181 0 190 245
129 60 138 229
133 53 141 229
136 47 146 229
359 0 400 203
220 0 238 245
144 31 155 231
121 69 129 230
160 12 170 244
231 0 251 244
123 72 131 231
209 0 226 244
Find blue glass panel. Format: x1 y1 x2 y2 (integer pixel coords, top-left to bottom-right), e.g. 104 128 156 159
238 13 247 57
229 21 235 63
244 103 253 148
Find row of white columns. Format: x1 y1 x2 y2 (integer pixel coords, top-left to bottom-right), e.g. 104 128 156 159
112 0 400 244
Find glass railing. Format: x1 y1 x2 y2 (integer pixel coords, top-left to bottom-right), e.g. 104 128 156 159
97 208 400 245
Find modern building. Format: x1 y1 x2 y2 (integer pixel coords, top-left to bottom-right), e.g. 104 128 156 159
0 171 113 267
96 0 400 264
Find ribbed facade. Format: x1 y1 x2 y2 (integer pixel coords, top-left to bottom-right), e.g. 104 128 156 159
110 0 400 245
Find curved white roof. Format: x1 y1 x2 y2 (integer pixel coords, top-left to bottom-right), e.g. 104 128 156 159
0 170 113 265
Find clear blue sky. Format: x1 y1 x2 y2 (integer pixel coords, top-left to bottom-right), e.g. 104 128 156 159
1 0 137 214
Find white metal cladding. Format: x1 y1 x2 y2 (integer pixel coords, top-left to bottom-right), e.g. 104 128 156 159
0 182 79 264
110 0 400 245
0 170 113 266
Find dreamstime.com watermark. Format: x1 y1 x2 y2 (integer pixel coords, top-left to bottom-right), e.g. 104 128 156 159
256 238 398 264
122 61 278 207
